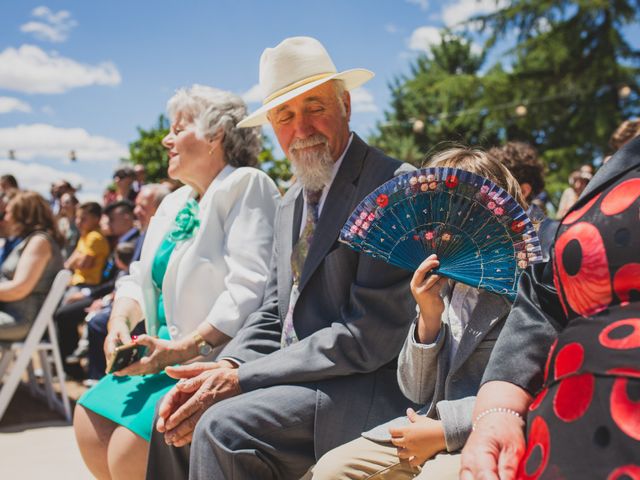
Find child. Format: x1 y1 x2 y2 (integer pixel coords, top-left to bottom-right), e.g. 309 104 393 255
309 148 527 480
64 202 110 287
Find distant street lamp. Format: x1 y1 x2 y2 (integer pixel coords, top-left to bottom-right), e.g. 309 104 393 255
8 150 15 160
412 119 425 134
69 150 77 162
515 104 528 117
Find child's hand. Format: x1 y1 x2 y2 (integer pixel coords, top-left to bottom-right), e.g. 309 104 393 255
389 408 447 468
411 255 447 343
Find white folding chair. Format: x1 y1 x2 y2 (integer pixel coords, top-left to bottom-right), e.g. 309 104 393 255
0 269 72 422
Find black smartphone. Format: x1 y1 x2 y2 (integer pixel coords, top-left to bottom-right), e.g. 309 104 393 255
106 343 148 373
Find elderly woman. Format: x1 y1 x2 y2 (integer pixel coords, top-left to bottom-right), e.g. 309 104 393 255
73 85 280 480
0 191 64 341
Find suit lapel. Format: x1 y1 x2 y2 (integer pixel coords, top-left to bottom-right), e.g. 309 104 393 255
449 291 509 374
298 135 367 292
277 184 302 320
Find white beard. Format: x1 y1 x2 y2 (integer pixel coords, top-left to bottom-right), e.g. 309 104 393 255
288 135 335 192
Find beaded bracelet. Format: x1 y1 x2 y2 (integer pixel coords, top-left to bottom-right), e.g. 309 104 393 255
472 407 523 432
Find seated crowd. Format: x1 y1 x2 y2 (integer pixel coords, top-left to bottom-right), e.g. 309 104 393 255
0 36 637 480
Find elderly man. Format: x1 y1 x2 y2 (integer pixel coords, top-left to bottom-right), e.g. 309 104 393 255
146 36 417 480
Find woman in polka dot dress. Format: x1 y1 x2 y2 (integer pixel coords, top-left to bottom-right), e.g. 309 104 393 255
459 136 640 480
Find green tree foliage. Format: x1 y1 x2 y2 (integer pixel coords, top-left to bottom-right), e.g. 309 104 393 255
258 135 293 191
126 114 170 183
371 1 639 197
476 0 640 194
372 34 499 165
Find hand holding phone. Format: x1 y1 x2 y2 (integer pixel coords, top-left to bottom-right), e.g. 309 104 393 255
106 342 148 374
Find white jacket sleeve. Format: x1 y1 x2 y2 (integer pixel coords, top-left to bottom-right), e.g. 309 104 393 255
204 170 280 337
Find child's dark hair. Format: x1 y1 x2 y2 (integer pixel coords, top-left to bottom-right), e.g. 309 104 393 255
115 241 136 267
78 201 102 218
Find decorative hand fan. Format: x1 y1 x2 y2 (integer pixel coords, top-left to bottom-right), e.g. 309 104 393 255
340 167 544 300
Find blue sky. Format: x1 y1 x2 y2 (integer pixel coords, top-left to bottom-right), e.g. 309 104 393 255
0 1 638 200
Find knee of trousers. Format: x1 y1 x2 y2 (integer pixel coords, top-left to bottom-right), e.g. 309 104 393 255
310 443 363 479
192 398 249 451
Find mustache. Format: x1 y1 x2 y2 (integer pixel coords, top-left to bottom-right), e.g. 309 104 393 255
289 134 329 152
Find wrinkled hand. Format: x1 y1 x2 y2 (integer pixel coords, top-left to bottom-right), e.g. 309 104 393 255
113 334 179 376
389 408 447 468
156 361 241 447
459 411 526 480
103 321 131 363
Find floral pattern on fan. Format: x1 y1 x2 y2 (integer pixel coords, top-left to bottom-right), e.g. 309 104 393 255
340 167 544 300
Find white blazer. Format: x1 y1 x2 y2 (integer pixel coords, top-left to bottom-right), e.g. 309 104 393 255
115 165 280 341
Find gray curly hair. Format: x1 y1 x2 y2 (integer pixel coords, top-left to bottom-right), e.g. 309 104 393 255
167 84 262 167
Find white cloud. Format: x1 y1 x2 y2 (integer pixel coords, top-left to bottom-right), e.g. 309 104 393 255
241 84 263 104
0 45 121 94
20 6 77 43
0 97 32 114
406 0 429 10
442 0 507 28
0 124 128 163
409 26 442 52
350 87 378 113
41 105 54 115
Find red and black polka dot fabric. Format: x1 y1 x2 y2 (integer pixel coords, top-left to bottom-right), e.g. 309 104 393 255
518 169 640 479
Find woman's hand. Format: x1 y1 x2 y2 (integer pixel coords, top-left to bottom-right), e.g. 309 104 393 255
113 334 188 376
104 318 132 364
459 411 526 480
460 381 531 480
410 254 447 343
389 408 447 468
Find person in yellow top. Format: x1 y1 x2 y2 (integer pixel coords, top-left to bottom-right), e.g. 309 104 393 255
64 202 110 286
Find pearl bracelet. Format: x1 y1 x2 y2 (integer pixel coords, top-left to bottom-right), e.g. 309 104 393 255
472 407 523 432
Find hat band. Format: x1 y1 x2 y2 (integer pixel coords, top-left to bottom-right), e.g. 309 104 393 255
262 72 334 105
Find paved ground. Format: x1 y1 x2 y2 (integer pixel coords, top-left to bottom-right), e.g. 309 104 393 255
0 381 92 479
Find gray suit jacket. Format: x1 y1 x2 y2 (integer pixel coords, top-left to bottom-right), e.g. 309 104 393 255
363 288 511 452
220 134 418 458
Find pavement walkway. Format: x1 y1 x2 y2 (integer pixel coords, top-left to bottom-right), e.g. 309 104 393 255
0 382 92 479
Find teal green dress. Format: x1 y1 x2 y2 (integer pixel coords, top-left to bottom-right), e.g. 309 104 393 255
78 199 200 441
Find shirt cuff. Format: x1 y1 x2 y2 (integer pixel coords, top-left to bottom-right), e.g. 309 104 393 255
409 320 442 348
218 356 243 368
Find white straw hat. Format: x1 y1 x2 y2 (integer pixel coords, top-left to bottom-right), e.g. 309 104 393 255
237 36 374 128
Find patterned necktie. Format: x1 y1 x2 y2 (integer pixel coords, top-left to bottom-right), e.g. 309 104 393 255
281 189 323 347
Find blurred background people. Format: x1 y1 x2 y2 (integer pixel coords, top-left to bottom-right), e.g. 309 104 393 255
104 167 138 205
0 191 64 341
489 141 558 257
0 174 19 196
49 180 76 215
64 202 110 289
556 169 591 219
133 164 146 193
605 118 640 163
57 192 80 258
57 200 138 377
